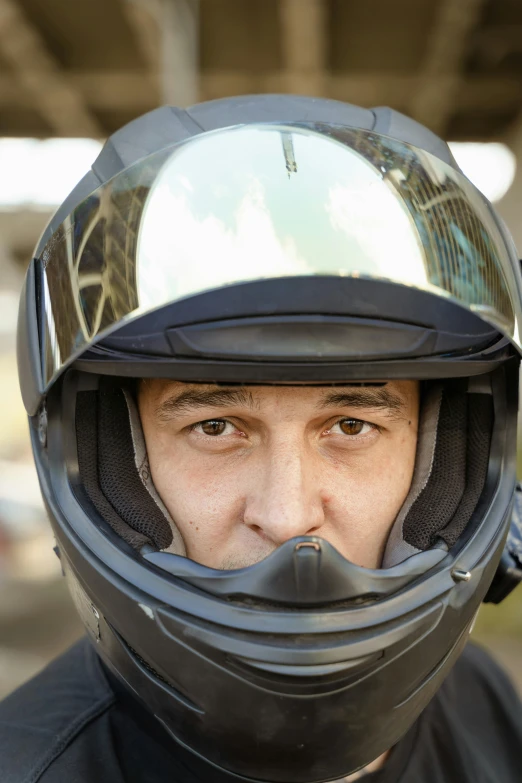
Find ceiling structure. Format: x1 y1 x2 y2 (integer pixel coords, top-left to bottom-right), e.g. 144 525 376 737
1 0 522 268
0 0 520 141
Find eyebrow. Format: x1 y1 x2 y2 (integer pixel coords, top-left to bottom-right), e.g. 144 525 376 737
154 384 408 423
155 387 258 422
316 387 408 419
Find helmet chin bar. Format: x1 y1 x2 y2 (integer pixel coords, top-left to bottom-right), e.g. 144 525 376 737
144 539 447 606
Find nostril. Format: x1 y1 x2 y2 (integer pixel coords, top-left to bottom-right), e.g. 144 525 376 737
247 523 271 542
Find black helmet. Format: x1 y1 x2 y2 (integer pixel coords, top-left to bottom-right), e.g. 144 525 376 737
17 95 522 782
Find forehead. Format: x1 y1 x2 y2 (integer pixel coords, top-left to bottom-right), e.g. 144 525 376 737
139 379 420 416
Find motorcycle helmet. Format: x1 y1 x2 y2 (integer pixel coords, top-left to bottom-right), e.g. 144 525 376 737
17 95 522 782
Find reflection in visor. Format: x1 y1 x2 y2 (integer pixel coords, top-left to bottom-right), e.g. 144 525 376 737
39 123 521 389
136 126 431 309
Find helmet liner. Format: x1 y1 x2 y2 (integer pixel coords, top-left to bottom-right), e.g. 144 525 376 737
76 382 173 551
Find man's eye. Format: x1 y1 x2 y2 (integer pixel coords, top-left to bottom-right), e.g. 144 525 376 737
332 418 373 436
193 419 233 436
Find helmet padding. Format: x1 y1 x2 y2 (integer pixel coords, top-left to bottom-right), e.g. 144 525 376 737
384 379 493 566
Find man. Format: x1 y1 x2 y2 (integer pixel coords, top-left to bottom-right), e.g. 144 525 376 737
3 95 522 782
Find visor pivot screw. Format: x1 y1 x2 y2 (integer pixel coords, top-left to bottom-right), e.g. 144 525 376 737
452 568 472 583
37 407 47 447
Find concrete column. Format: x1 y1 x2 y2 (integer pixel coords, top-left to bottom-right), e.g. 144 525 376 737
161 0 199 107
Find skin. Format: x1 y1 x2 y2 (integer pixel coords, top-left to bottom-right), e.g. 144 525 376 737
138 380 420 570
138 378 420 780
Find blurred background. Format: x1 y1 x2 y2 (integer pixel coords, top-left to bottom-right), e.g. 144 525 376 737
2 0 522 700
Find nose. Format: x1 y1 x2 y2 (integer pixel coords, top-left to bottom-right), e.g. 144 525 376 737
244 441 326 545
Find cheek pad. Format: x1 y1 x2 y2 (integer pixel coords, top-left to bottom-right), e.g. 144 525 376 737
76 379 184 553
382 383 443 567
383 379 494 568
123 389 186 555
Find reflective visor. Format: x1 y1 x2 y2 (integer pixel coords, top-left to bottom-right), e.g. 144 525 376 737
38 122 522 387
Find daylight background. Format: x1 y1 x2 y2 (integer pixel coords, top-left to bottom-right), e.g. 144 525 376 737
1 0 522 699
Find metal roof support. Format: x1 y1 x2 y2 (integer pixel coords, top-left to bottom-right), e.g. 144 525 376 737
0 0 103 137
279 0 327 96
409 0 487 136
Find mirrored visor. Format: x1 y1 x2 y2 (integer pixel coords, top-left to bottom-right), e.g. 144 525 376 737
38 122 522 388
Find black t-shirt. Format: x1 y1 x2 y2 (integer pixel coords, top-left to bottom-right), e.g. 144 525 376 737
1 638 521 783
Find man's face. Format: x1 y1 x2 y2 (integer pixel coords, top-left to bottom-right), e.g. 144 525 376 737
138 380 420 570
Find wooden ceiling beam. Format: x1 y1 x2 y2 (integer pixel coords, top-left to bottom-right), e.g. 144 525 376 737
0 0 103 137
0 72 156 111
0 68 517 117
